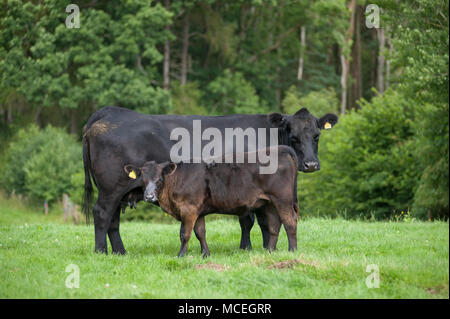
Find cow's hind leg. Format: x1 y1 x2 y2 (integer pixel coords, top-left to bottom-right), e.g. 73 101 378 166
108 207 126 255
93 200 113 254
93 193 123 254
238 214 254 250
194 215 210 257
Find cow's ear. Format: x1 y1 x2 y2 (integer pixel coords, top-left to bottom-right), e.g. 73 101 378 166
124 165 141 180
162 162 177 176
268 113 286 127
317 113 338 130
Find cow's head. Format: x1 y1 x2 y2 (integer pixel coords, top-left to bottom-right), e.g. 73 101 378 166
268 108 338 172
124 161 177 202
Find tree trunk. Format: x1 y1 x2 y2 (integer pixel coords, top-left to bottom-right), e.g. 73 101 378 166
370 29 377 90
297 25 306 80
70 108 77 135
340 53 348 114
7 104 13 124
163 0 171 90
35 106 42 128
376 27 385 94
181 12 190 86
385 28 393 90
350 5 362 110
340 0 356 114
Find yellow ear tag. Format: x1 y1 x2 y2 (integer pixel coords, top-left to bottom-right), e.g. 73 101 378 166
324 122 332 130
128 170 136 179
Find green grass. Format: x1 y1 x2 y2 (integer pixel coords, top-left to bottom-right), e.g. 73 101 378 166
0 197 448 299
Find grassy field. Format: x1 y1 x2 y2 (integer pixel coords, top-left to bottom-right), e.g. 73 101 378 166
0 197 448 299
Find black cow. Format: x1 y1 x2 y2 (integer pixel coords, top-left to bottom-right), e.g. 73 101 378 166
125 145 299 257
82 106 338 254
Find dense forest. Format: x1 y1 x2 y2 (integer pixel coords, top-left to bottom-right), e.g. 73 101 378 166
0 0 448 219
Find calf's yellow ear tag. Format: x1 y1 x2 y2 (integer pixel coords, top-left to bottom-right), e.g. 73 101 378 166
128 170 137 179
324 122 332 130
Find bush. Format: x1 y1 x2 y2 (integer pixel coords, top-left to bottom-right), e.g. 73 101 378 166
1 125 82 203
298 90 419 219
411 102 449 219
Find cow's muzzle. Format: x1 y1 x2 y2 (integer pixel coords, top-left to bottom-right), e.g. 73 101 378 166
302 161 320 172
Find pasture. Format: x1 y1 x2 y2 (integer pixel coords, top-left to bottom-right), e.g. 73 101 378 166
0 198 448 299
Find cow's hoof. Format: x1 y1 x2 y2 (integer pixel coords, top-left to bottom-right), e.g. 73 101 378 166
239 244 252 251
112 249 126 255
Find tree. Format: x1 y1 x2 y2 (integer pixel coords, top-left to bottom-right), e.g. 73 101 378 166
0 0 173 127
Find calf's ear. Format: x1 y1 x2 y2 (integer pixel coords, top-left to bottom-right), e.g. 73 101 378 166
268 112 286 127
317 113 338 130
162 162 177 176
124 165 141 180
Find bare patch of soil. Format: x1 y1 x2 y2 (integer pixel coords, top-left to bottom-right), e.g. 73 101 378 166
195 262 230 272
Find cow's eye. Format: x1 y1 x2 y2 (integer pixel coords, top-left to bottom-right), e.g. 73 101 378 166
314 135 320 141
291 137 300 144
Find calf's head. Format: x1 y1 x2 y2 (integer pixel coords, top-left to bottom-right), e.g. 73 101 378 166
124 161 177 202
268 108 338 172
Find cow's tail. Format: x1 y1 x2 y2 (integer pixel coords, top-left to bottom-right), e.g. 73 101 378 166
82 134 93 225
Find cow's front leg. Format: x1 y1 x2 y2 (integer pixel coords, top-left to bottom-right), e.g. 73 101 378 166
108 207 126 255
93 200 114 254
194 215 210 257
178 213 197 257
238 213 255 250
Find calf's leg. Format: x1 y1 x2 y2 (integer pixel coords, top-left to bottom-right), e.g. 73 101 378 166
255 207 270 249
178 213 198 257
279 210 298 252
194 216 210 257
265 205 282 252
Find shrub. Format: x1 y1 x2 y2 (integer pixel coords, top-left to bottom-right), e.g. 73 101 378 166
1 125 82 203
298 90 419 219
411 102 449 219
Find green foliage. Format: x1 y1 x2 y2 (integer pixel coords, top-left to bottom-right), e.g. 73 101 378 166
282 86 339 115
1 125 82 203
384 0 449 218
299 90 418 219
0 0 172 113
169 81 208 115
206 69 267 114
411 102 449 218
